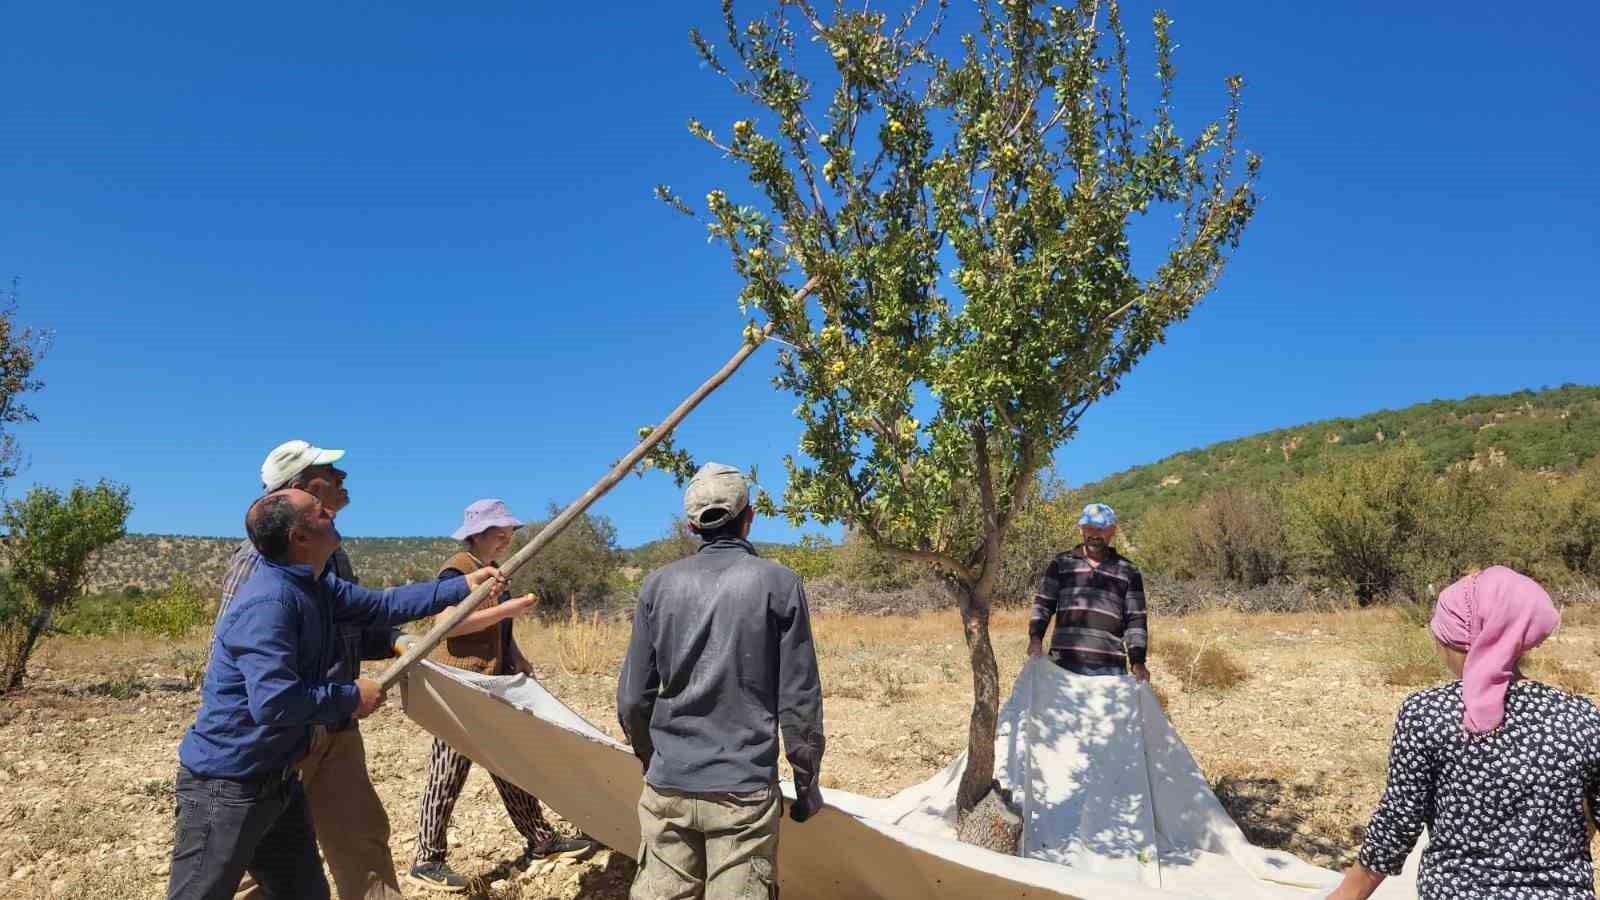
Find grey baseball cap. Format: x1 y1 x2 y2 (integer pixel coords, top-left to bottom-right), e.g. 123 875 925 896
683 462 750 529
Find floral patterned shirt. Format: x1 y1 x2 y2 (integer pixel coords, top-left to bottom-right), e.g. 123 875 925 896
1359 679 1600 899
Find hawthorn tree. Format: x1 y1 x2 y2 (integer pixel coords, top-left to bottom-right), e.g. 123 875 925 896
660 0 1258 814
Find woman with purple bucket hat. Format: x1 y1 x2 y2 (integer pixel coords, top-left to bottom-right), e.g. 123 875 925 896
407 499 595 891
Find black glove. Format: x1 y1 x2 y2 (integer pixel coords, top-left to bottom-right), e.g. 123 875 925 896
788 783 823 823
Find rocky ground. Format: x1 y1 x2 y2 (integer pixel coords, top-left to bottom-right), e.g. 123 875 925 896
3 606 1597 899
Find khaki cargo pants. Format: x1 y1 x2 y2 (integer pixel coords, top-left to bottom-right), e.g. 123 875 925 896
631 783 779 900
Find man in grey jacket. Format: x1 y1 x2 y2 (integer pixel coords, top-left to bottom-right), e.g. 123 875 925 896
617 462 825 900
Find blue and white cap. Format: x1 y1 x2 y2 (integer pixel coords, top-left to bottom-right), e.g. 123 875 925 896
1078 503 1117 528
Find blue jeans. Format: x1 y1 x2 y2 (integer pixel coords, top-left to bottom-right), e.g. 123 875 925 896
166 765 329 900
1049 653 1126 677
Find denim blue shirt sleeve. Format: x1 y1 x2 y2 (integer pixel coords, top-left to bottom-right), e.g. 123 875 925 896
226 593 362 727
327 572 469 626
178 560 471 779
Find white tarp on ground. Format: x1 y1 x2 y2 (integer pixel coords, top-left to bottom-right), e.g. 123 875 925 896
402 658 1418 899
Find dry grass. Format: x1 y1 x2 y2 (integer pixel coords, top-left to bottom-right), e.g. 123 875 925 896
1153 636 1250 692
1525 654 1597 696
5 602 1599 897
1370 625 1444 687
555 612 624 676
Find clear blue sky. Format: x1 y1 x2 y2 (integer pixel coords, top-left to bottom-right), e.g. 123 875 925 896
7 1 1597 547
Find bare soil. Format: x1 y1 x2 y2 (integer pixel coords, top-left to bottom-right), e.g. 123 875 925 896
3 606 1597 899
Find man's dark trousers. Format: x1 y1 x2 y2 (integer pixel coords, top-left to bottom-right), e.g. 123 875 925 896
166 765 330 900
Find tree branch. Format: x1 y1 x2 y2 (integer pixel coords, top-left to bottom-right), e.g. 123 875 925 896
377 276 818 690
970 425 1003 598
855 514 977 583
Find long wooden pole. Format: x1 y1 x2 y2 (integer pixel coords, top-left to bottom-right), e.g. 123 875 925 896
377 280 816 691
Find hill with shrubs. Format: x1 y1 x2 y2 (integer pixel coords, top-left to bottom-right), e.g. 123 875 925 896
1076 384 1600 522
75 385 1600 636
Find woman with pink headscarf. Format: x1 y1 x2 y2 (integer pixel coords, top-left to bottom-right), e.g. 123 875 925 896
1328 566 1600 900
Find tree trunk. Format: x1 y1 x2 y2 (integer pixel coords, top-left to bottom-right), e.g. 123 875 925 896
953 580 1000 815
3 603 53 693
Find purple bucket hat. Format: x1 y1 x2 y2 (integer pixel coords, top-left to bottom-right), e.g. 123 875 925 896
451 499 524 541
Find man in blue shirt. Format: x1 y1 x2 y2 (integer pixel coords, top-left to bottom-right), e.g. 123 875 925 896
217 439 412 900
167 488 505 900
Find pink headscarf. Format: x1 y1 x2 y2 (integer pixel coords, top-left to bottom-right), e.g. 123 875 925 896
1429 566 1560 733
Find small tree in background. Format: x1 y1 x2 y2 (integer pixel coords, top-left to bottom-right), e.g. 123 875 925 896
509 505 625 617
1282 447 1431 603
1282 446 1508 604
632 518 702 574
1549 457 1600 579
1134 487 1287 585
661 0 1259 813
0 281 48 487
132 573 210 640
1 480 133 692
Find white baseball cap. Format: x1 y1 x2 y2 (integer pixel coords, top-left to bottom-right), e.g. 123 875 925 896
261 440 346 492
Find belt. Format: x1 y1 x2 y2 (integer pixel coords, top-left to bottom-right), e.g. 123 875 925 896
179 762 297 791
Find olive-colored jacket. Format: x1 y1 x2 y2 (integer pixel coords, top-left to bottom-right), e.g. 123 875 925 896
426 551 531 675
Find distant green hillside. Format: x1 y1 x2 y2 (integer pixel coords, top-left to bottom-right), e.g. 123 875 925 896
85 535 461 595
86 386 1598 593
1075 384 1600 523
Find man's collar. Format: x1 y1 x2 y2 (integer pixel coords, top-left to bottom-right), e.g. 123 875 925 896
697 537 758 556
260 553 339 581
260 556 320 581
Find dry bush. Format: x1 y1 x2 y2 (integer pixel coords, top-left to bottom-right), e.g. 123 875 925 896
1154 637 1249 692
1557 594 1600 628
805 573 953 616
555 612 622 676
824 652 913 704
1369 625 1443 687
1144 575 1338 618
1134 488 1289 585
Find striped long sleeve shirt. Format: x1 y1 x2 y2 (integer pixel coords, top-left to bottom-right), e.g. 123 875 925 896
1028 546 1148 668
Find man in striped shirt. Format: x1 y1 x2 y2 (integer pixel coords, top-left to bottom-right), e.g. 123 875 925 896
1027 503 1150 680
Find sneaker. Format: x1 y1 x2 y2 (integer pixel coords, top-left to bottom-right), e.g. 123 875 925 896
407 861 469 892
520 835 599 865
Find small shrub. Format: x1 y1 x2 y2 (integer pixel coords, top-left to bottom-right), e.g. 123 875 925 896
132 574 209 639
137 776 175 799
826 653 913 704
86 672 148 700
767 534 836 579
170 647 208 691
1155 637 1249 692
54 590 141 635
878 664 910 704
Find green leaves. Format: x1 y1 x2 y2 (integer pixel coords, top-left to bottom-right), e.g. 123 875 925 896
672 0 1257 588
1 480 133 610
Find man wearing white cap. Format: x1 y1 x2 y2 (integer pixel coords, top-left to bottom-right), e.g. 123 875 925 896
1027 502 1151 680
212 440 408 900
617 462 826 899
